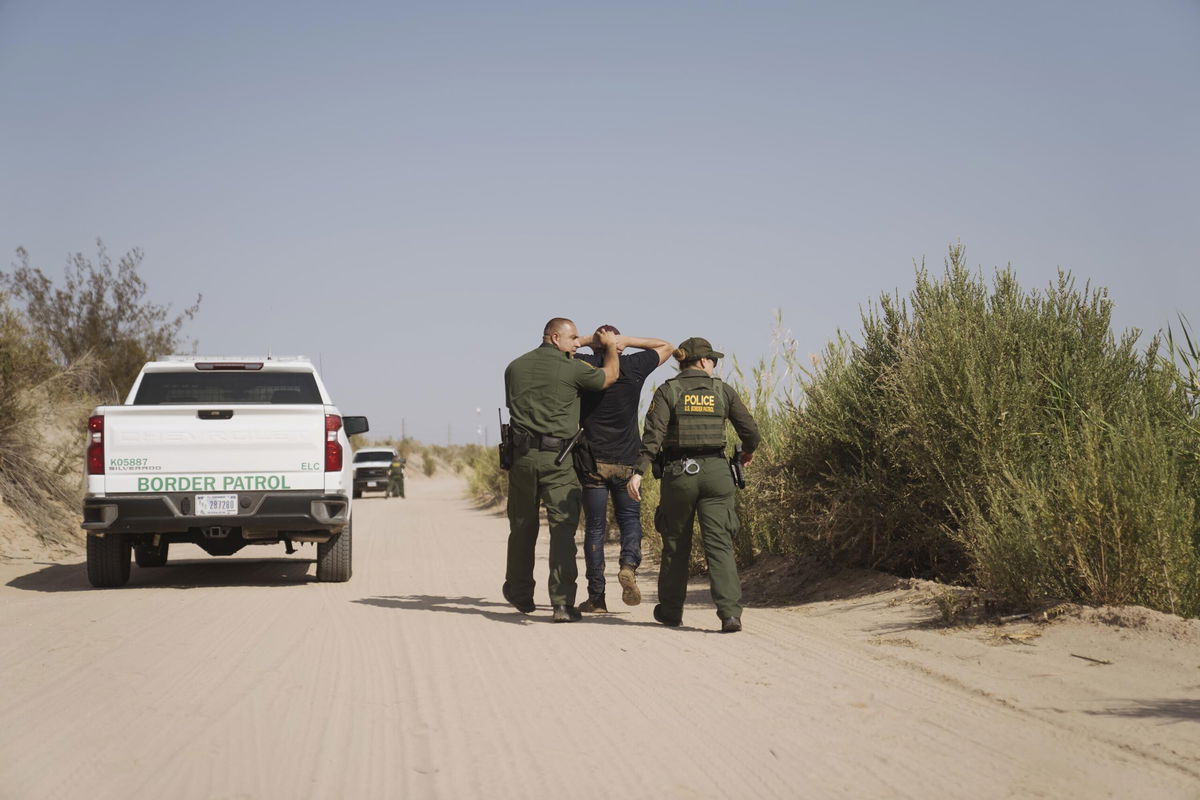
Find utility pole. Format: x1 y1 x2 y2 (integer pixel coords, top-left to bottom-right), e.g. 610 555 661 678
401 418 406 440
447 424 451 446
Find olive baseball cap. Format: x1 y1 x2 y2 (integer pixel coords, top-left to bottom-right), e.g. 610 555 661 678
676 337 724 361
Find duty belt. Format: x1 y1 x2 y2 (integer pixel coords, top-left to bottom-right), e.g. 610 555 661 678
664 447 725 460
664 447 726 476
515 430 567 452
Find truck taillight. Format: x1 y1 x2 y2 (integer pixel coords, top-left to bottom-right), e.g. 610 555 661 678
87 415 104 475
325 414 343 472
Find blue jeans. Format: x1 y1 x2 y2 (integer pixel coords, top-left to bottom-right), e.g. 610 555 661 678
581 462 643 600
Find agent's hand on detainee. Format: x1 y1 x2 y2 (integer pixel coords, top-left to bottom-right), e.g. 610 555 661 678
627 473 642 501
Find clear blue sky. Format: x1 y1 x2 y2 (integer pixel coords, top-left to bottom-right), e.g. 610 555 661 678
2 1 1197 444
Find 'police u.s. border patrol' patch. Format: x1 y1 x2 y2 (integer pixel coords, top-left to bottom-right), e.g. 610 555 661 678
682 392 717 414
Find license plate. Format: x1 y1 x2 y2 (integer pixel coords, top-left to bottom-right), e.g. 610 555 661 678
196 494 238 516
367 481 378 487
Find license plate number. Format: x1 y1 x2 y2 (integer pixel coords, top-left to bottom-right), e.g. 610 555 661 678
367 481 378 487
196 494 238 515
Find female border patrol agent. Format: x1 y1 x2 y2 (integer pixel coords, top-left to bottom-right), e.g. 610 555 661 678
627 337 759 633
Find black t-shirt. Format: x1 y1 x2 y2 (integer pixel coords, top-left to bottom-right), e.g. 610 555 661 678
576 349 662 464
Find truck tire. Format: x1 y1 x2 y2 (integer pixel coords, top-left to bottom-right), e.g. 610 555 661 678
135 541 170 568
316 520 352 582
352 488 362 499
87 535 131 588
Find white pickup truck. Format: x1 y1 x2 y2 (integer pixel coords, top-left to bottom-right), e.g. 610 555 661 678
81 356 369 588
352 446 399 498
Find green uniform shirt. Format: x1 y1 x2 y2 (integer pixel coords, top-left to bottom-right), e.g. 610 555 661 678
635 367 761 473
505 343 606 439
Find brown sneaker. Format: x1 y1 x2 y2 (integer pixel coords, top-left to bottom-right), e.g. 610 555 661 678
579 596 608 613
617 564 641 606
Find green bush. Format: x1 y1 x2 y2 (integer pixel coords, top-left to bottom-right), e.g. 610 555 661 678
2 240 200 398
466 446 509 507
747 245 1200 615
421 447 438 478
0 241 201 541
0 291 101 539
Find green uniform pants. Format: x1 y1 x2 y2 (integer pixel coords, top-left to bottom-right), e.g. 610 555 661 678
657 455 743 621
388 473 405 497
505 450 581 606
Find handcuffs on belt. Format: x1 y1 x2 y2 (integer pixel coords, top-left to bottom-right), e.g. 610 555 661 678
669 458 702 476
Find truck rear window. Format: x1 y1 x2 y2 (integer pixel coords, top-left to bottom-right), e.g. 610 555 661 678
133 372 322 405
354 451 396 462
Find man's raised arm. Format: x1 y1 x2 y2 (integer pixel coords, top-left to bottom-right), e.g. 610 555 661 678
616 336 674 366
596 328 620 388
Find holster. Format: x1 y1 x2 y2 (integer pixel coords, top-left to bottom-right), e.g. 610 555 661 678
499 424 533 471
514 430 535 458
571 437 597 480
651 452 665 480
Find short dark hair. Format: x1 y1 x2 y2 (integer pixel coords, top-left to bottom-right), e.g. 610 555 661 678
543 317 574 337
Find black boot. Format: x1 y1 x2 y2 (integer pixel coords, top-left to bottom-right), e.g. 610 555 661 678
552 604 582 622
653 604 681 627
502 581 535 614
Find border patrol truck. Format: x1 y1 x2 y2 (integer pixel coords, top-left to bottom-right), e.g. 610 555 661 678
81 356 369 587
352 446 399 498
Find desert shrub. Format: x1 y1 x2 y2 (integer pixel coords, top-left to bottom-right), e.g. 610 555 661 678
726 315 808 565
0 295 59 514
0 292 103 541
761 244 1200 615
0 241 201 542
466 446 509 507
960 408 1199 613
422 447 438 477
2 240 200 398
1164 314 1200 463
454 444 484 475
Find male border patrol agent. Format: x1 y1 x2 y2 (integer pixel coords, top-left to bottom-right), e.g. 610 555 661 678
628 337 759 633
387 455 406 498
503 318 619 622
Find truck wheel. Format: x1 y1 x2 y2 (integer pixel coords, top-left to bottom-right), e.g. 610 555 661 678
352 488 362 499
135 541 170 568
87 535 131 588
316 520 352 582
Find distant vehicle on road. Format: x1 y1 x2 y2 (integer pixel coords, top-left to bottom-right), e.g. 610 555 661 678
81 356 369 587
352 447 399 498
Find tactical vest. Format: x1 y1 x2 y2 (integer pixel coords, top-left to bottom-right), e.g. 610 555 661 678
662 374 727 451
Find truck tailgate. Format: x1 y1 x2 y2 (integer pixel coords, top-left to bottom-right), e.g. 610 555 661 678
100 405 327 493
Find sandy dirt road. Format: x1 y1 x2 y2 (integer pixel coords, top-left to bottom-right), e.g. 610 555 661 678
1 474 1198 799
